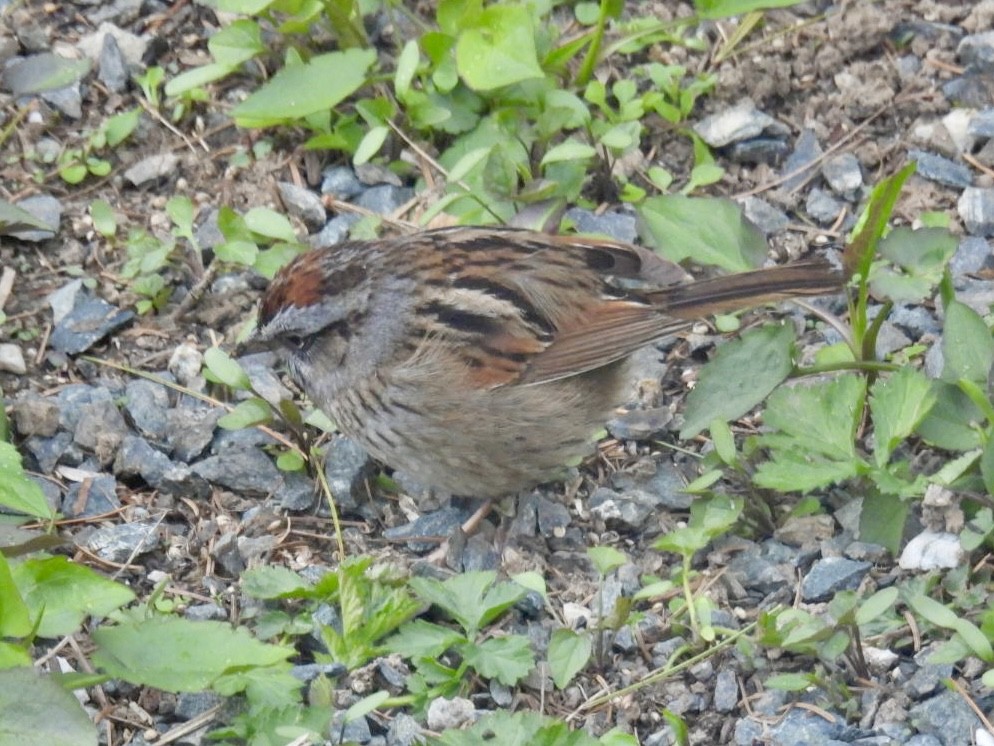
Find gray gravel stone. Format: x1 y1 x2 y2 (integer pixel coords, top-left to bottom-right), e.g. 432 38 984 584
323 436 374 510
73 398 129 464
958 30 994 70
183 603 227 621
277 181 325 230
192 448 281 495
114 435 173 485
694 99 776 148
311 213 361 248
386 712 423 746
782 128 823 191
969 109 994 139
24 432 73 473
909 150 973 188
11 394 59 437
564 207 638 243
425 697 475 731
727 137 789 165
0 343 26 374
47 279 84 324
383 507 470 553
63 474 120 518
166 407 221 462
354 185 414 215
85 521 161 562
950 236 992 275
606 407 673 441
713 668 738 712
175 691 223 721
123 153 178 186
958 187 994 236
124 379 170 440
330 711 371 745
801 557 871 601
97 32 128 92
275 471 317 511
8 194 62 241
588 486 667 529
535 495 570 536
741 196 790 236
806 187 845 224
822 153 863 198
909 690 982 746
321 166 365 200
289 663 347 682
905 645 954 698
50 295 134 354
612 462 692 510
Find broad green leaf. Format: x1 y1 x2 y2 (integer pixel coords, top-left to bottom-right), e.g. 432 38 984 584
753 455 861 494
639 195 766 271
232 49 376 127
203 347 252 391
0 443 55 520
764 672 813 691
0 199 57 233
870 226 957 303
353 125 389 166
244 207 298 242
548 629 591 689
0 553 30 638
681 324 796 439
385 619 464 659
218 397 272 430
762 375 865 461
942 300 994 384
0 668 97 746
869 368 936 466
394 39 420 97
916 382 984 451
462 635 534 685
983 439 994 496
12 557 135 638
541 139 597 166
92 617 291 691
164 62 235 97
455 5 544 91
345 690 389 723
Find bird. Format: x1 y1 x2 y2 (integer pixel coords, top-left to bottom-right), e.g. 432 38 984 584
253 225 843 500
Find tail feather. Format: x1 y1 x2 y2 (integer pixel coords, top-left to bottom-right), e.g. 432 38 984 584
646 259 844 319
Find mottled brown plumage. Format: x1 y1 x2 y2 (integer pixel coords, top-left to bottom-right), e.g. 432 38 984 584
255 226 843 497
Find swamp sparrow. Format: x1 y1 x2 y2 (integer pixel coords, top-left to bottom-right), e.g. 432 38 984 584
255 226 843 498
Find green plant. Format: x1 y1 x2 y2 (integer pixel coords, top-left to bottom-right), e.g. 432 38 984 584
54 109 140 184
385 571 534 711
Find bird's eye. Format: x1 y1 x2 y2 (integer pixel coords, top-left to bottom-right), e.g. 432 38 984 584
285 334 312 352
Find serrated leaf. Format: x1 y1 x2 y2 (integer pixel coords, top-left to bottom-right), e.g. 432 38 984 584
548 629 591 689
681 324 796 439
385 619 464 659
462 635 534 685
916 382 984 451
241 566 311 599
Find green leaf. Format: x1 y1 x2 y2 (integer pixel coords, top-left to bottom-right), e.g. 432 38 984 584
89 199 117 237
12 556 135 638
681 324 796 439
409 572 524 637
103 109 140 147
0 199 58 234
859 490 909 555
353 125 389 166
232 49 376 127
164 62 236 97
916 382 984 451
244 207 298 242
394 39 420 97
0 553 31 638
0 668 98 746
386 619 465 659
762 375 865 462
93 617 292 691
639 195 765 271
218 398 272 430
462 634 535 685
345 690 390 723
0 442 56 520
203 347 252 391
208 19 265 66
942 300 994 384
455 5 544 91
3 53 91 95
241 566 311 599
764 672 813 691
587 546 627 577
869 368 936 466
541 139 597 166
548 629 592 689
693 0 821 19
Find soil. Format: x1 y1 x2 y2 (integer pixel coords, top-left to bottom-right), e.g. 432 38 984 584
2 1 992 744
